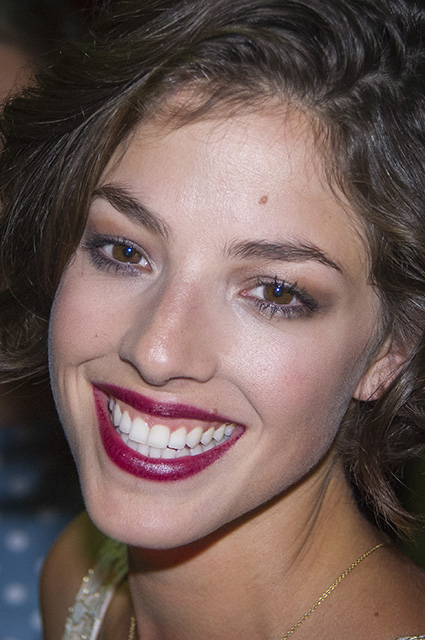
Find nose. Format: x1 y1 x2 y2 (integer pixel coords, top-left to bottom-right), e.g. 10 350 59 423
118 281 219 386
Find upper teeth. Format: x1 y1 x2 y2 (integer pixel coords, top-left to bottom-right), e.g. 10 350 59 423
109 398 235 458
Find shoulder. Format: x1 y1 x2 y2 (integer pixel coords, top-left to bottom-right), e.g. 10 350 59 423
40 511 106 640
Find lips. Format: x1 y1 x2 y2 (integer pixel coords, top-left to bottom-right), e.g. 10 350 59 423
93 384 243 481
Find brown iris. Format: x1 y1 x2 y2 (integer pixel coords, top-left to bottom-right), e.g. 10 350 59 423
263 282 295 305
111 244 143 264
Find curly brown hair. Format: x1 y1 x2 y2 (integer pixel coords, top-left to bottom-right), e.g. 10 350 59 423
1 0 425 532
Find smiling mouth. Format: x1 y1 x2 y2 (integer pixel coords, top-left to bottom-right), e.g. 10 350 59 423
93 384 243 481
109 396 236 459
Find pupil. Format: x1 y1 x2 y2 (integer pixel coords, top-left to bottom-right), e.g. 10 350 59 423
123 246 134 258
273 285 283 298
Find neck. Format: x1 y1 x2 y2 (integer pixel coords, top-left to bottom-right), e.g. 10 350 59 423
126 463 381 640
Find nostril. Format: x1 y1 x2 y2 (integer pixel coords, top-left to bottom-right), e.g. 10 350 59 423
118 307 217 385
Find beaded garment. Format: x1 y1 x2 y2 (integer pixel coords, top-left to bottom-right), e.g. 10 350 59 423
62 537 127 640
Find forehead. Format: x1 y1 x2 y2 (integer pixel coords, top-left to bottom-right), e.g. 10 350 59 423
100 108 369 279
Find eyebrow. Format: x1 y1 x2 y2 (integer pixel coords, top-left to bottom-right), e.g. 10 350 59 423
92 184 172 239
92 184 341 273
225 239 342 273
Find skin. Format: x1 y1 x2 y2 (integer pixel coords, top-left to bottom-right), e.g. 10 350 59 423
0 42 32 102
45 109 425 639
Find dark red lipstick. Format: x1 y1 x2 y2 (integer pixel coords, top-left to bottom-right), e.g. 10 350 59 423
93 385 242 482
97 382 232 422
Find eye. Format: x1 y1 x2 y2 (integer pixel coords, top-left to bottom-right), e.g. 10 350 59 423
255 280 297 306
249 278 299 308
103 243 149 268
81 232 152 275
242 277 318 319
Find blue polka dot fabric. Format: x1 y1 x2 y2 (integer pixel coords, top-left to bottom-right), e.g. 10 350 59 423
0 419 82 640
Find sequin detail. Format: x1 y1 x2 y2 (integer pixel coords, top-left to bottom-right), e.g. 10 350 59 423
62 537 127 640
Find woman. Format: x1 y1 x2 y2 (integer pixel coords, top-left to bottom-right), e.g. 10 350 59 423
1 0 425 638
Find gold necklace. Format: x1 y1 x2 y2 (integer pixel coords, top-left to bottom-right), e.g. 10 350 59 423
280 543 384 638
128 542 384 640
128 613 137 640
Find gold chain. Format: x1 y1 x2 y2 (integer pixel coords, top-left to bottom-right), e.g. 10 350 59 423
128 614 137 640
128 543 384 640
280 543 384 639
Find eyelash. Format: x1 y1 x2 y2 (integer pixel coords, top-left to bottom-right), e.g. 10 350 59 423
247 277 319 319
82 234 151 276
81 235 319 320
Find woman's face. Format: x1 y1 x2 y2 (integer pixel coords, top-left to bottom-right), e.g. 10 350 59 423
49 109 387 548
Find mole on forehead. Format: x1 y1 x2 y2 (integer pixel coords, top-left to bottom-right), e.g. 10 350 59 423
258 195 269 205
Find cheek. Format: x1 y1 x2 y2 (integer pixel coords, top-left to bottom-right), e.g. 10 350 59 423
48 274 123 368
48 272 127 449
228 320 370 434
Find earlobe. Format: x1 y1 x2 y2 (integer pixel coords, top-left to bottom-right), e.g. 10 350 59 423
353 338 405 402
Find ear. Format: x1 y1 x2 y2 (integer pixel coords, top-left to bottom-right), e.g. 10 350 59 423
353 337 406 402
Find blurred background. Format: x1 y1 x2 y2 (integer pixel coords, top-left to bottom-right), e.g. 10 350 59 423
0 1 423 639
